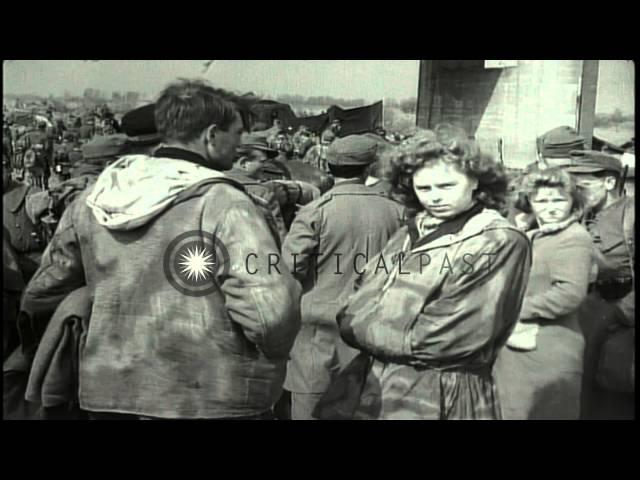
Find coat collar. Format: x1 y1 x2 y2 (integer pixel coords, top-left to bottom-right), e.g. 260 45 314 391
409 208 522 253
528 213 579 240
408 203 484 249
329 179 383 196
153 147 213 170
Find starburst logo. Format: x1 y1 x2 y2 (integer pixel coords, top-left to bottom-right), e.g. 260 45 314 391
178 245 216 282
163 231 230 297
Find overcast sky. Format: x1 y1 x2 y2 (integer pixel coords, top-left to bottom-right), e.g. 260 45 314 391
3 60 421 102
3 60 633 114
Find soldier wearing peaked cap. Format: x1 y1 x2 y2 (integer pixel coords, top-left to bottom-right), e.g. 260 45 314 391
227 132 289 245
536 126 586 168
281 134 407 419
121 103 163 155
325 134 379 166
81 134 129 166
564 149 635 419
229 132 323 236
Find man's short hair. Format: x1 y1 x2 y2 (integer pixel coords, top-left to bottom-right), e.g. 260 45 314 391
328 163 369 178
155 79 246 143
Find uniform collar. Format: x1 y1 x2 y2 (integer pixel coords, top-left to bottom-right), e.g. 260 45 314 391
333 177 366 187
329 178 384 196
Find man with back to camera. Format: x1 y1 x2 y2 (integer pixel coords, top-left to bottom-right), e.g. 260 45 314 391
17 79 302 420
282 134 407 419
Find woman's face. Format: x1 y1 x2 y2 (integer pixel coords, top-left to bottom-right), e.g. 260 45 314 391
412 160 478 219
529 186 573 225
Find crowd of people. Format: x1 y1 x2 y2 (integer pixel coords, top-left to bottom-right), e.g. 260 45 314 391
2 79 635 420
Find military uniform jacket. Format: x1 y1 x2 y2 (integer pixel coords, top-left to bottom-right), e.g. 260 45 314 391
282 179 407 393
3 183 45 280
586 195 635 323
3 184 43 253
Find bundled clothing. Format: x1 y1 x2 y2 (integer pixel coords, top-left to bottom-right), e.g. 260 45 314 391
18 148 301 419
4 287 91 420
3 235 24 359
494 217 593 420
25 286 91 416
316 205 531 420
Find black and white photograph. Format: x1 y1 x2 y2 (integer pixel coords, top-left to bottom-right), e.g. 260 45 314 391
2 60 635 420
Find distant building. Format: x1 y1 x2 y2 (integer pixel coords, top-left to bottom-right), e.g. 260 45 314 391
416 60 601 169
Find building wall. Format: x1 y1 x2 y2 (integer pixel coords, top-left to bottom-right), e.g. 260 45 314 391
418 60 584 169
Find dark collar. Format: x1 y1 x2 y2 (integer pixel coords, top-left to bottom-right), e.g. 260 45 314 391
408 202 485 249
153 147 213 170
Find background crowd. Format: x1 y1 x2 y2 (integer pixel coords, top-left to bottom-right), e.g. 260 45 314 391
2 80 635 420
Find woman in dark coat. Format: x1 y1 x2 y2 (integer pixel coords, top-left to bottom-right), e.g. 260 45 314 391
494 167 594 419
316 132 532 420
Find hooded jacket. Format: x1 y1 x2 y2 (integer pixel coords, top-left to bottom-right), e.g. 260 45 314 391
19 152 302 419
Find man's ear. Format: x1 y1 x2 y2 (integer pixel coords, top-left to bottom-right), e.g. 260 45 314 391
205 124 217 145
237 156 249 169
604 175 618 192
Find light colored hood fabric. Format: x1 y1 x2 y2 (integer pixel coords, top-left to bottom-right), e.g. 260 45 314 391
86 154 227 231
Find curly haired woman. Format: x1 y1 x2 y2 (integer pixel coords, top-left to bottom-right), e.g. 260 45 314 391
315 129 532 420
493 167 593 419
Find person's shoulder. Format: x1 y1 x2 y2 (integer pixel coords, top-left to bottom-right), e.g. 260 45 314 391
299 190 332 212
384 224 411 251
200 177 251 205
4 183 34 211
622 195 635 216
474 210 530 247
225 170 260 187
476 208 525 234
602 195 634 217
563 221 593 242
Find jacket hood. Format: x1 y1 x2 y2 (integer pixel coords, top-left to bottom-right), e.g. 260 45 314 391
86 154 227 231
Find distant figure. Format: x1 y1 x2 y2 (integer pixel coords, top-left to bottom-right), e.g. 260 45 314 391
303 130 335 172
